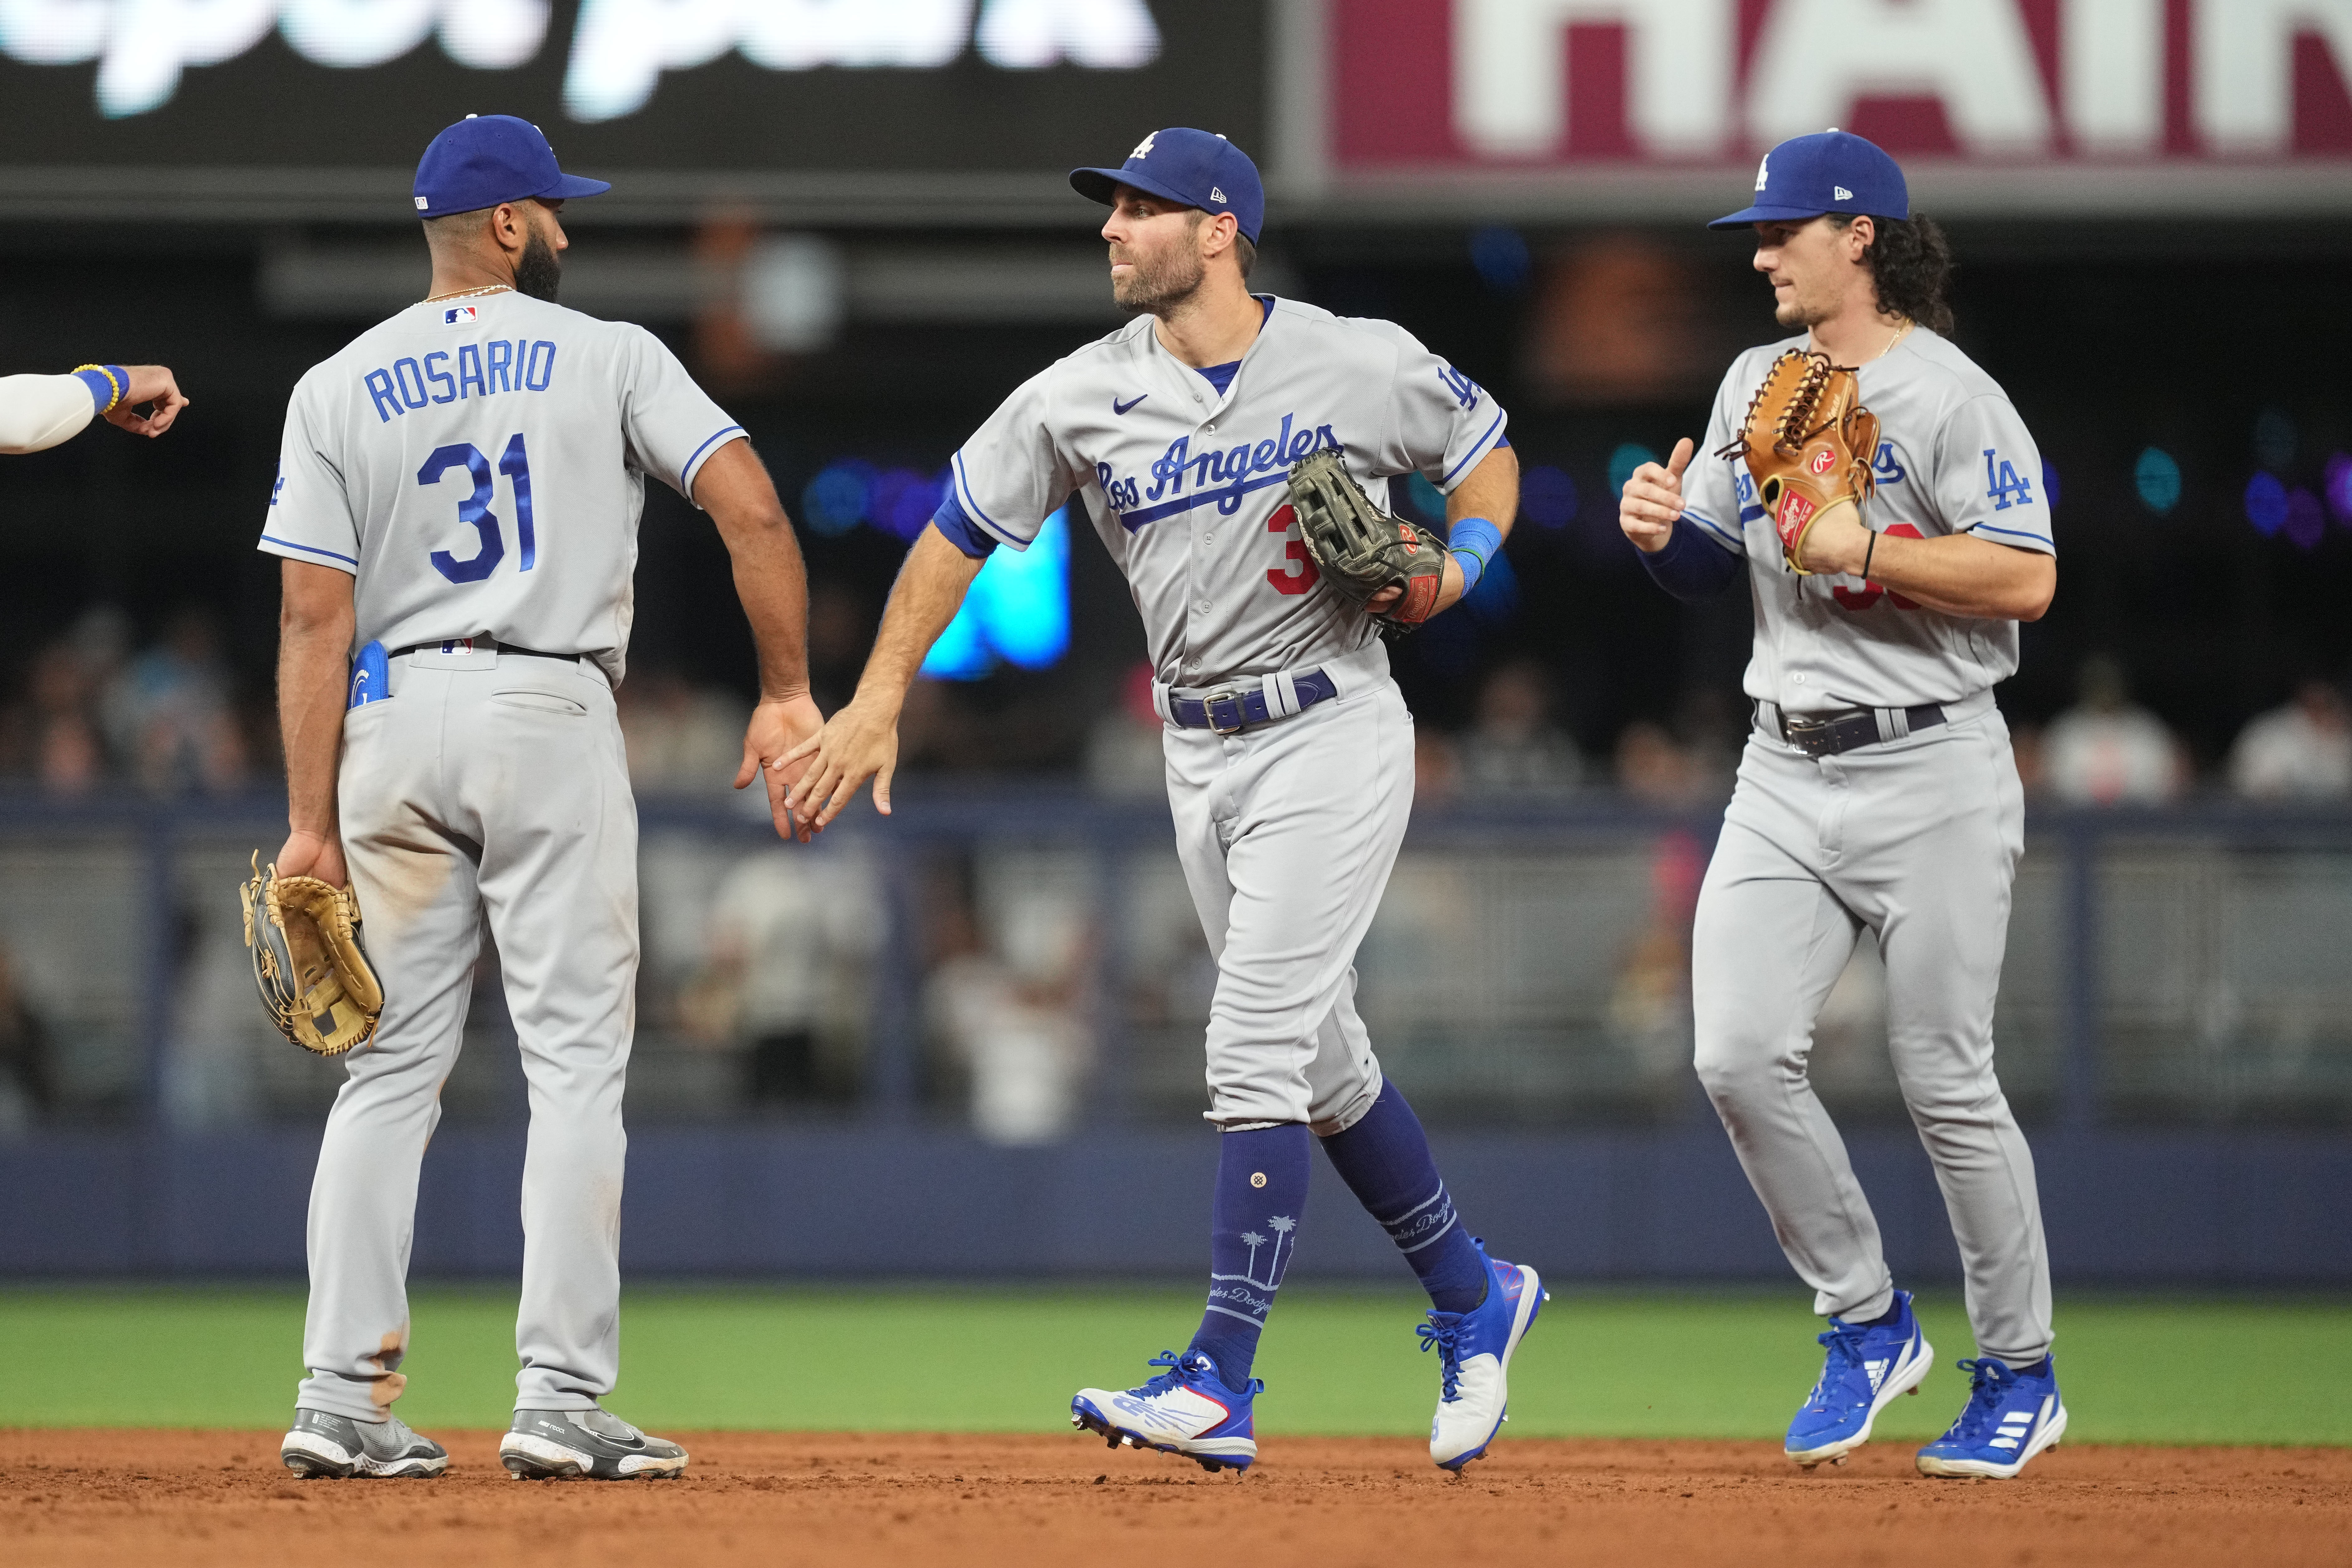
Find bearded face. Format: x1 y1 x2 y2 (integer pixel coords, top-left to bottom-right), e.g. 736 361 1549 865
1108 207 1207 317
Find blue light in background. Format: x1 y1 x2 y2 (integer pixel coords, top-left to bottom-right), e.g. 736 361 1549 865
1520 465 1577 528
2041 462 2061 509
870 467 944 542
921 506 1071 680
2326 453 2352 525
2244 471 2287 536
1468 226 1533 295
801 460 874 536
2285 487 2326 550
1607 443 1658 496
2135 448 2181 514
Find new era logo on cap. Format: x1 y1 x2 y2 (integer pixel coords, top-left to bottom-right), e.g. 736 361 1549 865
1834 185 1853 200
1210 186 1225 202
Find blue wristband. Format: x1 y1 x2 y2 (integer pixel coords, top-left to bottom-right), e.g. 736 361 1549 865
72 364 128 414
1447 516 1503 595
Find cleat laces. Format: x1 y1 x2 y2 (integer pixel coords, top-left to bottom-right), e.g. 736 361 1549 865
1417 1313 1467 1403
1802 1321 1873 1412
1939 1358 2016 1444
1131 1351 1261 1402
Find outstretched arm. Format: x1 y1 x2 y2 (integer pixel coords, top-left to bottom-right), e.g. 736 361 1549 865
693 438 824 841
781 524 987 830
0 367 189 454
274 561 357 888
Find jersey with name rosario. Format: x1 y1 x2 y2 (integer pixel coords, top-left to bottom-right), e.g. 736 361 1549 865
257 292 744 687
936 296 1509 686
1679 326 2053 717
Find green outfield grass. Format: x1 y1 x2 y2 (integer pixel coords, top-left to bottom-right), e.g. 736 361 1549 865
0 1284 2344 1445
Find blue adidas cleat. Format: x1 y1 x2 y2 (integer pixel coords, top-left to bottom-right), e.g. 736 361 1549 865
1071 1350 1260 1474
1420 1241 1546 1471
1915 1355 2068 1479
1785 1288 1935 1469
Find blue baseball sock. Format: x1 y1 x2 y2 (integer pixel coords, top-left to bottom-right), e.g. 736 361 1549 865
1317 1081 1490 1314
1187 1123 1311 1391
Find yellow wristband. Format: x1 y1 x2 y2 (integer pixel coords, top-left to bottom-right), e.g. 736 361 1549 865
72 363 126 413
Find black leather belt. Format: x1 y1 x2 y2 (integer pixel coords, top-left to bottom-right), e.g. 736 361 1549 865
391 638 576 664
1168 669 1339 734
1767 701 1947 758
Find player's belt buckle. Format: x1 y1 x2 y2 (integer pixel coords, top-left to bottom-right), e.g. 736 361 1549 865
1202 687 1250 735
1782 714 1853 757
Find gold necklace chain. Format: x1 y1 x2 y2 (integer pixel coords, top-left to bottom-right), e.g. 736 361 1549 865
1876 319 1914 360
423 283 513 304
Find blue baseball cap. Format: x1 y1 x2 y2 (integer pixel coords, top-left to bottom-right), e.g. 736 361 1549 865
1070 128 1264 245
1709 130 1908 229
413 114 611 218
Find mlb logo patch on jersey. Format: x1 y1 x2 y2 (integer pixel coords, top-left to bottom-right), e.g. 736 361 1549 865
443 305 478 326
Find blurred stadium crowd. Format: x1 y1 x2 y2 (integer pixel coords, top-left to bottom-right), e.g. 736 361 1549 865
7 594 2349 809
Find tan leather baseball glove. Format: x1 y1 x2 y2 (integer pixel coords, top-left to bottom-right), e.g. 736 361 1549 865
240 854 383 1056
1717 349 1880 575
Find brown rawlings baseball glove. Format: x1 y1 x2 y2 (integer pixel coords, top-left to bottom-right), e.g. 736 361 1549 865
1716 348 1880 575
240 853 383 1056
1287 448 1448 630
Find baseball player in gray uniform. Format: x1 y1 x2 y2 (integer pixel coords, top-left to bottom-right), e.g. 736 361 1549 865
781 129 1541 1472
265 116 819 1480
1620 132 2064 1480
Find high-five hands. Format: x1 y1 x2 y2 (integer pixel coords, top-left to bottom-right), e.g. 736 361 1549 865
737 692 827 843
777 695 902 836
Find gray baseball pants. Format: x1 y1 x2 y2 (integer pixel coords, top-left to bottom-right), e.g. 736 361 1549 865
1690 696 2054 1367
1160 649 1403 1134
296 646 638 1420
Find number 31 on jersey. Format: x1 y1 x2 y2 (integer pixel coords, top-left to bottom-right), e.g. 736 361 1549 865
422 433 534 583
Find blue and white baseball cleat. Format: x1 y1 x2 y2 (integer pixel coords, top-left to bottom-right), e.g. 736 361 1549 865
1421 1242 1546 1471
1915 1355 2067 1479
1785 1289 1934 1469
1071 1350 1260 1473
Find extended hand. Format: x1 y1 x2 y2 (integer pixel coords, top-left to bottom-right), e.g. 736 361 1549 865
106 366 189 437
737 692 827 842
1619 437 1693 553
780 695 902 833
275 827 347 890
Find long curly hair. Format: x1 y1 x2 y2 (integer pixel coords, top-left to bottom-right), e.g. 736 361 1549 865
1831 213 1956 336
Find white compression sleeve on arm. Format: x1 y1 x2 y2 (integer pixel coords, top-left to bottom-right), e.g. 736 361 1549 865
0 374 99 454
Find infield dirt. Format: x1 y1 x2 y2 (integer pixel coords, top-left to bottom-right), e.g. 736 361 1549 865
2 1428 2346 1566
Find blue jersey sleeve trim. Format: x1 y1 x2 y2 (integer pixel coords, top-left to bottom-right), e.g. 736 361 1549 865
679 425 746 498
1440 410 1508 488
260 533 359 569
951 452 1031 550
1968 519 2055 548
930 491 1000 559
1684 508 1746 552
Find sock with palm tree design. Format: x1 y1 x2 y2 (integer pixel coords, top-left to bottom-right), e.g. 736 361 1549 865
1317 1080 1490 1314
1188 1122 1311 1391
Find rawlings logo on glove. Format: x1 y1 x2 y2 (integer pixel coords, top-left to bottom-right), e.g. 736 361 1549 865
1285 448 1448 632
1717 348 1880 575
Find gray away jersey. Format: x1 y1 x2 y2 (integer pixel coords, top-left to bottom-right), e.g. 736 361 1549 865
945 296 1509 685
1680 327 2053 714
260 291 743 686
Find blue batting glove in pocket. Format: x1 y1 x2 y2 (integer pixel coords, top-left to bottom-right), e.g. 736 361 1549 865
348 640 390 709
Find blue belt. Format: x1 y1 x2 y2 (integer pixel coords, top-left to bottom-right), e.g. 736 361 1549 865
1763 700 1947 757
1168 670 1340 734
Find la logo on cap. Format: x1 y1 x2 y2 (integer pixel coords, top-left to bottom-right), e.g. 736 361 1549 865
1130 131 1156 160
1754 154 1769 192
